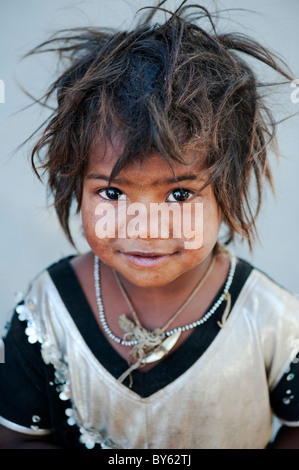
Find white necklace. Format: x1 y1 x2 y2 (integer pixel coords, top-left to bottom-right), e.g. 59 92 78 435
94 255 236 351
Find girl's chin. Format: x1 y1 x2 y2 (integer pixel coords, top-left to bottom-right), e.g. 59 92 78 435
93 246 212 288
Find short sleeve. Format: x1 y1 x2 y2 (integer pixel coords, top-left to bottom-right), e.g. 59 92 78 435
0 305 51 435
270 353 299 426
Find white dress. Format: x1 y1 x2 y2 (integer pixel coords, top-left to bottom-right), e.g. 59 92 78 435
0 256 299 449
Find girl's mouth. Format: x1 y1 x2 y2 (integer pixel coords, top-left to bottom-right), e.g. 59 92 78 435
120 251 178 268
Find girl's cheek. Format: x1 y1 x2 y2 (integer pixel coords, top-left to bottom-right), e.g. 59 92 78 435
181 202 204 250
94 202 119 239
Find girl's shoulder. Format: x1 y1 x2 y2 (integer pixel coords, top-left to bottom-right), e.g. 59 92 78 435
242 260 299 312
12 254 90 346
26 252 93 301
231 257 299 339
232 259 299 388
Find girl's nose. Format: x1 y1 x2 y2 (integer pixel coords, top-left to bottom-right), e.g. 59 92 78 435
123 201 181 240
125 202 153 239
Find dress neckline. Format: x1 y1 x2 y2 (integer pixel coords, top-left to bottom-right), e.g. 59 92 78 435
47 256 253 397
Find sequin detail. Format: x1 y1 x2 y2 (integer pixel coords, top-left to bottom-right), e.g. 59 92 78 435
30 414 41 431
32 415 41 423
64 407 117 448
16 295 117 449
282 396 294 405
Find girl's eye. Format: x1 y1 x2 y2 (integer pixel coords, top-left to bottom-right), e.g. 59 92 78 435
167 188 193 202
98 187 126 201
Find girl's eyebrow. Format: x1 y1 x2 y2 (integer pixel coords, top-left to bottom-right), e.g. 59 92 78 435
86 173 202 185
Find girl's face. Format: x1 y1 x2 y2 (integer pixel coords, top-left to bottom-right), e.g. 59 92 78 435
81 138 222 288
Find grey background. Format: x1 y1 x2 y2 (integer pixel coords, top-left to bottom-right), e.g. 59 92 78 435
1 0 299 333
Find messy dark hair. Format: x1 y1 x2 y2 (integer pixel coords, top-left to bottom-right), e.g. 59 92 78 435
28 1 292 248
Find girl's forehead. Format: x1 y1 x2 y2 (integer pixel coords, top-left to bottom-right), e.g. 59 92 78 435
88 133 125 167
87 135 208 179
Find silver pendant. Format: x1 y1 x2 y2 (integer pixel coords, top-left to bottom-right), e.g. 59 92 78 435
142 330 182 364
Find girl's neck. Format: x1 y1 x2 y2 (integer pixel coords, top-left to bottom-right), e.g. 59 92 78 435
101 251 230 331
113 253 213 305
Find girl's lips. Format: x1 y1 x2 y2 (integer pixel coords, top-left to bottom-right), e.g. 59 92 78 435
120 252 177 267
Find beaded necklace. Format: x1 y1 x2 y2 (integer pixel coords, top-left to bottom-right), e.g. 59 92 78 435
94 254 236 382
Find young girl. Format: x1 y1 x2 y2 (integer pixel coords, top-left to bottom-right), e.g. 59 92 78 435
0 1 299 449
